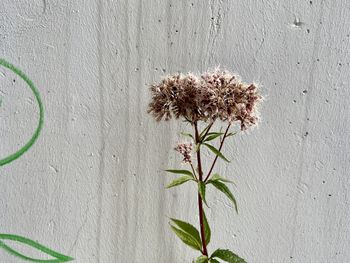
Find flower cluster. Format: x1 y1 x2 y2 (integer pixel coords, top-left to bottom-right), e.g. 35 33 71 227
174 142 193 164
147 69 262 130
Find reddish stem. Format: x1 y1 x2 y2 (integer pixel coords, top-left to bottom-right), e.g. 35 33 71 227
204 123 231 182
194 122 208 256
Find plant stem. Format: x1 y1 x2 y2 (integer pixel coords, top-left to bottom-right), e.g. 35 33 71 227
204 123 231 182
194 122 208 256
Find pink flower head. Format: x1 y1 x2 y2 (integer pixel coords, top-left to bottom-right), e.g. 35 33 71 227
174 142 193 164
148 69 262 130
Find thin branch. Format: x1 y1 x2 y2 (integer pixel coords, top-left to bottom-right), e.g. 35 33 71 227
190 163 198 181
204 123 232 182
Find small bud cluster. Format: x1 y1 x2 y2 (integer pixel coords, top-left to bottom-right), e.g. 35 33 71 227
174 142 193 164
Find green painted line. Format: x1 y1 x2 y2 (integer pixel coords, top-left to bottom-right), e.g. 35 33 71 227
0 234 74 262
0 60 74 262
0 58 44 166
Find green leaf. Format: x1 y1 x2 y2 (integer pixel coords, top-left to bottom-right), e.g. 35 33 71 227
196 255 209 263
165 169 193 176
198 181 208 206
170 225 201 251
181 132 194 139
166 175 193 188
206 132 224 136
209 181 238 213
203 211 211 246
0 234 74 262
199 123 213 140
226 132 237 137
210 259 220 263
170 218 201 249
208 173 235 185
203 132 224 142
203 143 230 163
211 249 246 263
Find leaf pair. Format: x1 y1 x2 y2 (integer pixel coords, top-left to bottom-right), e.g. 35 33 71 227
165 169 195 189
207 174 238 214
199 123 213 142
0 234 73 262
169 218 201 251
181 129 223 143
170 213 211 252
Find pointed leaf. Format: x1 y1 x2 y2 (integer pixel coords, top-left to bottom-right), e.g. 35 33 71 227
0 234 74 262
206 132 224 136
210 259 220 263
198 181 208 206
203 211 211 246
181 132 194 139
165 169 193 176
203 132 224 142
211 249 246 263
166 175 193 188
209 181 238 213
170 226 201 251
203 143 230 163
170 218 201 246
226 132 237 137
196 255 209 263
208 173 235 185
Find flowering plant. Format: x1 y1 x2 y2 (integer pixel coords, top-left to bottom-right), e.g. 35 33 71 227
148 69 262 263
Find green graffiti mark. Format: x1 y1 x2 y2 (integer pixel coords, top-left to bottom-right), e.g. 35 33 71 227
0 59 74 261
0 58 44 166
0 234 74 262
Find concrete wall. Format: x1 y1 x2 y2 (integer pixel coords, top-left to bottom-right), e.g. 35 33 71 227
1 0 349 262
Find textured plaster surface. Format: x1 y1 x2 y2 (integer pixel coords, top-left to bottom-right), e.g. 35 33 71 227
1 0 350 262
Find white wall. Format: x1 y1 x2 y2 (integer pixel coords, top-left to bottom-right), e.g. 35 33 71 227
1 0 350 262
